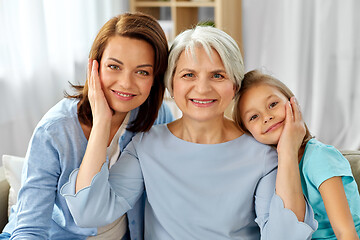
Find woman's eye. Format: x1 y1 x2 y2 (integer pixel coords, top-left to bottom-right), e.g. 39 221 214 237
183 73 194 78
249 115 258 121
269 102 278 108
137 70 149 76
213 73 224 79
109 65 119 70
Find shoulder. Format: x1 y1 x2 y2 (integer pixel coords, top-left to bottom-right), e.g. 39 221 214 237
132 124 169 143
302 138 353 186
238 134 278 174
303 138 345 166
34 98 81 136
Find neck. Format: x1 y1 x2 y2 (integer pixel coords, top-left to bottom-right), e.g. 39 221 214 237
168 115 242 144
108 112 128 145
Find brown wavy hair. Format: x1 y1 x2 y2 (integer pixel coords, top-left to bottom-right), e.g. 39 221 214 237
233 69 313 147
65 12 169 132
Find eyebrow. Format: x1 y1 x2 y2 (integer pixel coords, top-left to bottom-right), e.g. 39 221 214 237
108 57 153 68
178 68 226 74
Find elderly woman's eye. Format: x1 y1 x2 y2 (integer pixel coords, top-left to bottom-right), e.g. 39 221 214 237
183 73 194 78
213 73 224 79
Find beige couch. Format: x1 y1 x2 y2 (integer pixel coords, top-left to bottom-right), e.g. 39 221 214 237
1 151 360 232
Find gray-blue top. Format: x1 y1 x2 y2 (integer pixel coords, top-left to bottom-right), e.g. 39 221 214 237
62 124 317 239
2 99 173 240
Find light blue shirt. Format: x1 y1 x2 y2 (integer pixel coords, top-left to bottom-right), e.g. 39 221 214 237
2 98 173 240
300 138 360 239
62 125 317 239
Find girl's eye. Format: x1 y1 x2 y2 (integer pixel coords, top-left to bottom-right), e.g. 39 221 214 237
249 114 258 121
109 65 120 70
137 70 149 76
269 102 278 108
213 73 224 79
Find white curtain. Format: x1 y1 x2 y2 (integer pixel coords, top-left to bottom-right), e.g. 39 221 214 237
242 0 360 150
0 0 129 162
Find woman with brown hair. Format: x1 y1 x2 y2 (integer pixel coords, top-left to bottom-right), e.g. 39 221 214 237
0 12 173 240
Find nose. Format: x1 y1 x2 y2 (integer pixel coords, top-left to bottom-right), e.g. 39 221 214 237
119 72 133 89
264 115 273 123
195 76 211 93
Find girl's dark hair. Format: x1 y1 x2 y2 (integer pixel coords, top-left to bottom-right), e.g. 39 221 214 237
233 69 313 147
65 12 169 132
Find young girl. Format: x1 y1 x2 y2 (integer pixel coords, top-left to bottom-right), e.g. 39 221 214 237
234 69 360 239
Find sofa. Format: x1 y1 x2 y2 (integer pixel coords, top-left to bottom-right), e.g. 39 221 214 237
1 151 360 232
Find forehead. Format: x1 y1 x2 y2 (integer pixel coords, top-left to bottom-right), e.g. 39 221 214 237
177 46 223 67
103 36 154 58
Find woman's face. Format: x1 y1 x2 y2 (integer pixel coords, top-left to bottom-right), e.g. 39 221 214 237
239 84 288 145
172 46 236 122
99 36 154 116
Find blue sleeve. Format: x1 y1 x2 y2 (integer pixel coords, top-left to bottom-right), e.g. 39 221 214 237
254 148 317 239
9 127 61 240
154 102 174 125
304 144 354 189
61 138 144 228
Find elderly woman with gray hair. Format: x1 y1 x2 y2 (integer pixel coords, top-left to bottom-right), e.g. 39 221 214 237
61 26 317 239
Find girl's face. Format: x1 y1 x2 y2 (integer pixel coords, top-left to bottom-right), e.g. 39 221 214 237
238 84 289 145
172 47 236 123
99 36 154 116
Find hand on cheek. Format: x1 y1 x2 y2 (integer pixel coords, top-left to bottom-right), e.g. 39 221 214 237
87 59 113 125
277 97 306 159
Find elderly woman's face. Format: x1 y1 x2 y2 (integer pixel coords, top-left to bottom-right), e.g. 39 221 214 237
172 47 236 122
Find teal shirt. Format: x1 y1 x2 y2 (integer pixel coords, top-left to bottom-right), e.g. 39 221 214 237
300 139 360 239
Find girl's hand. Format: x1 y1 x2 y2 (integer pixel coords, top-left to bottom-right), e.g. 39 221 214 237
275 97 306 221
87 59 113 125
277 97 306 159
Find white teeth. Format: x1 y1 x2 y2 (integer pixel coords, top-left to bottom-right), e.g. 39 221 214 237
192 99 214 104
116 92 132 97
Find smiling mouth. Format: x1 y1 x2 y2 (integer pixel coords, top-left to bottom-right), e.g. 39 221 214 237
112 90 135 97
264 121 284 133
191 99 216 104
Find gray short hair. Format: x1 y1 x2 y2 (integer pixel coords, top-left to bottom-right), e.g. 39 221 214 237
165 26 244 95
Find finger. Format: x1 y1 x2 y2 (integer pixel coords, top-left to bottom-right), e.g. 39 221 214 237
87 59 93 88
291 97 302 122
285 100 294 124
91 60 100 91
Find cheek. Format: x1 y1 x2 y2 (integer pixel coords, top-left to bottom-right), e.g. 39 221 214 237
172 79 187 98
247 124 261 137
221 83 236 99
141 79 154 96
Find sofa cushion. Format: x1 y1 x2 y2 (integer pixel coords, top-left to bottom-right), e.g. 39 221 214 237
2 155 25 217
0 166 10 231
341 150 360 193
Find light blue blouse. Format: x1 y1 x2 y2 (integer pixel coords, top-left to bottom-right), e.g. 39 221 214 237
300 138 360 239
62 125 317 239
2 98 173 240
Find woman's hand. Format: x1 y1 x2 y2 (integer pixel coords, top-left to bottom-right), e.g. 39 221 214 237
87 59 113 126
277 97 306 158
75 60 112 193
